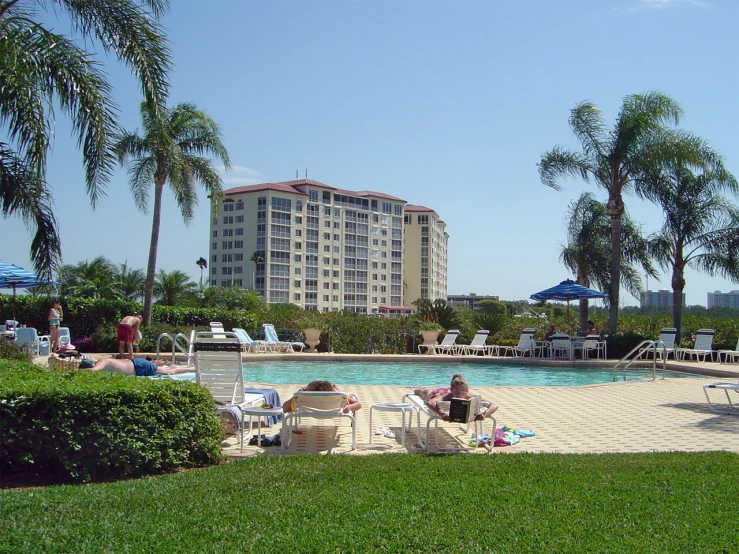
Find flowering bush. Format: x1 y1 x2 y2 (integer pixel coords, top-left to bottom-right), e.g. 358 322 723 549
417 315 443 331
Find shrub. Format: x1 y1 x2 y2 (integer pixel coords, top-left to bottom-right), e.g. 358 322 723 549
0 359 224 483
0 342 33 363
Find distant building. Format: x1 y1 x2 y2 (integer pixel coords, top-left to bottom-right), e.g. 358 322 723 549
403 205 448 306
207 179 448 313
447 293 500 312
707 290 739 310
639 289 685 308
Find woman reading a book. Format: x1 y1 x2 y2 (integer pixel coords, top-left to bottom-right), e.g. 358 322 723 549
419 374 498 422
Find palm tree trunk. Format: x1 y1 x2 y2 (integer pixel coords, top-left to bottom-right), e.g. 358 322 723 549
671 265 686 341
608 216 622 334
578 298 589 335
142 179 165 324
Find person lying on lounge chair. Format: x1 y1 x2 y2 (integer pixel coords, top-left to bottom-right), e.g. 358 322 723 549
416 374 498 422
282 379 362 414
84 356 195 376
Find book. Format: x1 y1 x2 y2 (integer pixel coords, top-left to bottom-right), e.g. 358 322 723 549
448 395 481 423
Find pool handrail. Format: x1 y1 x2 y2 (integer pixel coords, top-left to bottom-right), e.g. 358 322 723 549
612 340 667 381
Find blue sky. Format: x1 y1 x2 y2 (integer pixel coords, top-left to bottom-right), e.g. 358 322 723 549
2 0 737 306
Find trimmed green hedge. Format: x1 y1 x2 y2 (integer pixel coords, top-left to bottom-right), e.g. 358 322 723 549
0 359 224 483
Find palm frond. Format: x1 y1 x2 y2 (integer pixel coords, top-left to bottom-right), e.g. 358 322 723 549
538 147 593 190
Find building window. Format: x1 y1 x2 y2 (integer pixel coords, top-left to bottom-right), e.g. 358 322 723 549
324 257 331 264
309 190 318 202
323 282 330 289
418 215 428 224
211 255 217 262
295 242 302 250
323 294 329 301
236 200 244 211
234 241 243 248
332 295 339 302
324 232 331 240
294 254 302 262
212 242 217 250
223 202 234 212
404 214 411 224
235 228 243 236
223 216 233 224
296 201 303 212
294 293 301 301
333 270 339 278
295 267 301 275
212 230 218 238
236 215 244 223
224 228 233 237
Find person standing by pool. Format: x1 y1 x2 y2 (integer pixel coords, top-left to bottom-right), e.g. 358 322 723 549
47 299 63 353
117 314 142 360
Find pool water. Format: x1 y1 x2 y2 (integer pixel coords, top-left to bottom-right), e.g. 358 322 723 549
242 360 694 387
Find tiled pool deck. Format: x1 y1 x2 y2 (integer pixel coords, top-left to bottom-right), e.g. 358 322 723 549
218 354 739 457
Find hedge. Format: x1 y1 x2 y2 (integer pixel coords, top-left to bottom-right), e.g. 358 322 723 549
0 359 225 483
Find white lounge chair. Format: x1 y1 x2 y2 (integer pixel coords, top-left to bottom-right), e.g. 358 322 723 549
431 329 461 355
232 328 267 353
403 393 496 453
703 380 739 414
264 323 305 352
717 336 739 364
676 329 715 362
460 330 493 356
15 327 50 357
497 329 537 358
209 321 227 339
281 391 357 452
638 328 676 360
193 332 265 451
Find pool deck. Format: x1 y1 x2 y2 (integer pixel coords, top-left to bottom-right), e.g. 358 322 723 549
219 353 739 457
35 353 739 457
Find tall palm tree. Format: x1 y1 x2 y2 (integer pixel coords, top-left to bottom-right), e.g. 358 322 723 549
153 269 197 306
560 193 656 333
0 0 171 279
538 92 717 333
644 164 739 339
114 102 230 323
196 257 208 290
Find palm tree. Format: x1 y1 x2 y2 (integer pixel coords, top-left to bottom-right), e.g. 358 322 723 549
644 163 739 340
114 102 230 323
538 92 717 333
153 269 197 306
560 193 656 333
66 257 122 299
196 257 208 290
0 0 171 279
116 262 146 302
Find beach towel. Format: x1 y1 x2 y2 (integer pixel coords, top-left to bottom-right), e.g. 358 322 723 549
244 387 283 426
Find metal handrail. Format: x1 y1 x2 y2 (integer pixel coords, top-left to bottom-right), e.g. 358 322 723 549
155 331 193 364
612 340 667 381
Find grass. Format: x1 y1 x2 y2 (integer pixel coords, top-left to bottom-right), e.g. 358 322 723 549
2 452 738 553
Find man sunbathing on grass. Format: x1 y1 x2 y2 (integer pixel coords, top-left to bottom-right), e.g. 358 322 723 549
84 356 195 377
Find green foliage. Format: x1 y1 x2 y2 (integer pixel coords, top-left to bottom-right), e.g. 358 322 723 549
0 342 33 363
0 360 224 483
1 453 738 552
412 298 460 330
477 298 507 315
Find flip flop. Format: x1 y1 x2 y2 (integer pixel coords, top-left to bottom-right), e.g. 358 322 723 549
375 427 388 435
383 429 396 439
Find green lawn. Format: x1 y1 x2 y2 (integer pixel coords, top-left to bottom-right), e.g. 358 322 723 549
2 452 738 553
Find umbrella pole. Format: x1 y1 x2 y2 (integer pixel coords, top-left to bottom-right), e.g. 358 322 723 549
12 283 16 326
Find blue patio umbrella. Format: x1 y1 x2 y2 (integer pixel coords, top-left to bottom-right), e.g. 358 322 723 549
0 261 52 324
530 279 607 325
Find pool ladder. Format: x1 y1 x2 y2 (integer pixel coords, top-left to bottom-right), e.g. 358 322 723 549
155 330 195 364
612 340 668 382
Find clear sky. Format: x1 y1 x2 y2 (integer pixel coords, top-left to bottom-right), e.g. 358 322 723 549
2 0 737 306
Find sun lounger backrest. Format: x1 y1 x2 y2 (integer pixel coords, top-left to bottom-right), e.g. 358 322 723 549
657 328 677 349
439 330 460 346
291 391 348 415
194 332 245 405
517 329 536 349
469 330 490 347
694 329 714 350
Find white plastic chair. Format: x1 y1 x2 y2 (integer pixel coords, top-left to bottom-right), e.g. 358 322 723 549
232 328 267 353
676 329 715 362
194 332 265 451
460 330 492 356
431 329 460 355
497 329 536 357
281 391 356 452
15 327 50 357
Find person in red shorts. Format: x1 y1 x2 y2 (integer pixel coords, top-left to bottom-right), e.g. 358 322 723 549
117 314 142 360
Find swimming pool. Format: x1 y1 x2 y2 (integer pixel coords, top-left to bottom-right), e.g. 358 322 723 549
242 360 694 387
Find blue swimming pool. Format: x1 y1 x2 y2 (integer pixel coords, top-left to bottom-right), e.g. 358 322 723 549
242 360 694 387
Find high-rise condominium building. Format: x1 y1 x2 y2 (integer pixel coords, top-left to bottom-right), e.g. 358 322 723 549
208 179 448 312
639 289 685 308
403 205 448 306
707 290 739 309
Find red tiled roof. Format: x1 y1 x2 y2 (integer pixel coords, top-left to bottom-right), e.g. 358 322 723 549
224 179 406 203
